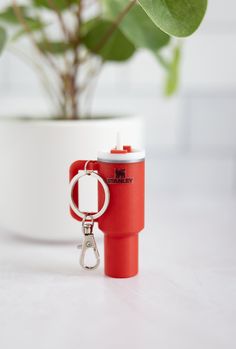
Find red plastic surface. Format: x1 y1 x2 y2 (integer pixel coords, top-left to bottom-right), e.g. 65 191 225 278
69 158 145 278
98 160 144 278
123 145 132 152
110 145 132 154
110 149 127 154
104 235 139 278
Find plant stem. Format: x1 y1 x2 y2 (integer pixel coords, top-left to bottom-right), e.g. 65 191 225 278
94 0 137 53
46 0 72 41
70 0 84 119
11 0 138 120
12 1 58 74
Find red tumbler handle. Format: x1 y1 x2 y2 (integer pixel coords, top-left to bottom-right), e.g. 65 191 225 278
69 160 98 222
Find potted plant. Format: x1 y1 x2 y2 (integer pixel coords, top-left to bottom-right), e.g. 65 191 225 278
0 0 207 240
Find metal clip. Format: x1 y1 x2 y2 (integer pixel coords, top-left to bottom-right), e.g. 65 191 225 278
78 216 100 270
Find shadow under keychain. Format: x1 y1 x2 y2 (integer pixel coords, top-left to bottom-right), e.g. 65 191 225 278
69 135 145 278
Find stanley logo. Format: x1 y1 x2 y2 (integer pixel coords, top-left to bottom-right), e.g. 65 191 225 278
107 168 134 184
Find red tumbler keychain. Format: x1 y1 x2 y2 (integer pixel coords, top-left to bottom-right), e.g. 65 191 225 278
69 136 145 278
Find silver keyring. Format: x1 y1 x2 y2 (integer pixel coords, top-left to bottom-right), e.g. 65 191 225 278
69 171 110 220
84 160 93 175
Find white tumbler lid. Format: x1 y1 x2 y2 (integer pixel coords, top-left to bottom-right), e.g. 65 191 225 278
97 132 145 163
97 149 145 163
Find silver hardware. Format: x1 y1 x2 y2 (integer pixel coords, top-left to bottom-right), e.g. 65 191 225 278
69 160 110 271
77 215 100 270
84 160 93 175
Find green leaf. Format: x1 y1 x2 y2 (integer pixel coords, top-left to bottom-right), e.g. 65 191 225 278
32 0 78 11
138 0 207 37
0 6 44 30
103 0 170 51
0 6 27 25
158 45 181 96
12 20 47 41
0 26 7 55
83 19 136 62
37 40 71 54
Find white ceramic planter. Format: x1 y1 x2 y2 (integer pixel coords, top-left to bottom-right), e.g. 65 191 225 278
0 117 143 240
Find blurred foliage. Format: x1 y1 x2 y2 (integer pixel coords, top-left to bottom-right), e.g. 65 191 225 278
33 0 79 11
0 26 6 54
83 19 136 61
103 0 170 51
0 0 207 119
164 45 181 96
138 0 208 37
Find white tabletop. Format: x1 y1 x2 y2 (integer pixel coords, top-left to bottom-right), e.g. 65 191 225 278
0 198 236 349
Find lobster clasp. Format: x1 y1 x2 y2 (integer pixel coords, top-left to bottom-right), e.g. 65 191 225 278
78 217 100 270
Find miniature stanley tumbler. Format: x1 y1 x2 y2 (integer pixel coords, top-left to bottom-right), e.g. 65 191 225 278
69 138 145 278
